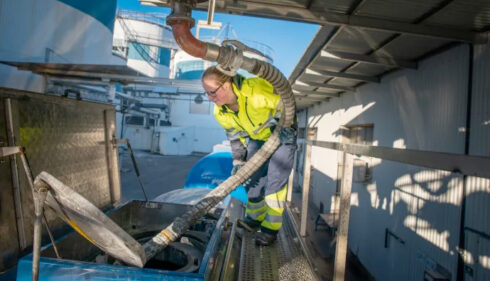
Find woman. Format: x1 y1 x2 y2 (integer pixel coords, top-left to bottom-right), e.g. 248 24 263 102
201 66 296 246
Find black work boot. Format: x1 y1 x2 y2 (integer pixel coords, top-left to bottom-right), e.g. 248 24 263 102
255 231 277 246
236 218 261 240
239 217 261 232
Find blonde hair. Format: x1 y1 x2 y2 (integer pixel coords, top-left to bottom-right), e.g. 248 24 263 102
201 66 232 85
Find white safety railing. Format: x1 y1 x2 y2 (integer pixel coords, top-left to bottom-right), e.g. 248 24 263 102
291 138 490 281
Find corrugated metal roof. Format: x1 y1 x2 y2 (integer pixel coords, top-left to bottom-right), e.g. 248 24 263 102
283 0 490 109
311 0 360 14
310 56 353 72
376 35 452 60
424 0 490 31
142 0 490 109
346 63 395 76
327 26 394 54
354 0 444 22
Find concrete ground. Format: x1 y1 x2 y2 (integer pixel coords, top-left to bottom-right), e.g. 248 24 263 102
118 149 204 203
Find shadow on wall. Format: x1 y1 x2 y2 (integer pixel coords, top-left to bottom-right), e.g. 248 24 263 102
305 151 481 280
301 43 488 279
309 167 338 214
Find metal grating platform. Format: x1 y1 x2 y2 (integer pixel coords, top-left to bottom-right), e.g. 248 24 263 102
238 212 318 281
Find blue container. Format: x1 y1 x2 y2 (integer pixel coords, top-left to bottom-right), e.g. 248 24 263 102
16 256 203 281
184 152 247 204
16 200 233 280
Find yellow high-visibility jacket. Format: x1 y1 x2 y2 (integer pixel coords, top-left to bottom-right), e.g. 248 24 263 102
214 76 281 164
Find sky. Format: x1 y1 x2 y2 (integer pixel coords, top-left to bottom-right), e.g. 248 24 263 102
117 0 319 77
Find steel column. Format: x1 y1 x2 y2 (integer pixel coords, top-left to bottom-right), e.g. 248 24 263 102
4 98 26 249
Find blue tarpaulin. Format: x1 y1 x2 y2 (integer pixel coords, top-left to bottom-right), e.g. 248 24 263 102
184 152 247 204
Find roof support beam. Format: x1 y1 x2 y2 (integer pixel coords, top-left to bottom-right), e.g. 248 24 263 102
297 95 329 101
298 81 356 92
215 1 487 44
321 49 418 69
24 68 204 89
294 89 340 98
289 25 337 83
305 68 380 83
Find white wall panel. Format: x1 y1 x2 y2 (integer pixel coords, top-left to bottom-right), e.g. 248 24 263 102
193 127 226 153
124 126 152 150
464 176 490 281
470 41 490 157
158 126 194 155
305 44 471 281
463 40 490 281
169 98 226 153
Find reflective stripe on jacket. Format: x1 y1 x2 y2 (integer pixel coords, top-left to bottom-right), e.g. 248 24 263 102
214 77 281 149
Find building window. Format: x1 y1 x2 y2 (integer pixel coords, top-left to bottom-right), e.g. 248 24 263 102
125 116 144 126
175 60 205 79
296 127 317 175
337 124 374 190
340 124 374 144
158 48 171 66
160 120 171 127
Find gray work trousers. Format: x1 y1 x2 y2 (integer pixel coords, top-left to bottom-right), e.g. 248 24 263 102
245 139 296 203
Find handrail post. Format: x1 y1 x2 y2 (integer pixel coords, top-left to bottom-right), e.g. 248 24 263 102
300 140 312 237
333 146 354 281
286 149 297 204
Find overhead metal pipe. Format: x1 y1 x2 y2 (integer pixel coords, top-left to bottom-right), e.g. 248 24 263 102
142 0 296 262
206 0 216 25
170 22 208 58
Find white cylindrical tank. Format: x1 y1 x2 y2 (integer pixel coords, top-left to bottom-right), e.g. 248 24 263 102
113 11 178 78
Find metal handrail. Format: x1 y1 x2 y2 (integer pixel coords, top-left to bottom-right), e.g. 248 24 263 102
117 9 169 29
117 17 159 67
307 140 490 179
299 139 490 281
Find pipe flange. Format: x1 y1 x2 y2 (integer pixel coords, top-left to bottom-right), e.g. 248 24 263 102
166 1 195 27
166 16 195 28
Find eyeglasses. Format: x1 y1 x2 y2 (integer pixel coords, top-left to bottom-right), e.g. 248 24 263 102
205 83 224 97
